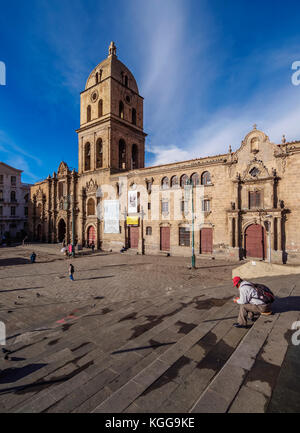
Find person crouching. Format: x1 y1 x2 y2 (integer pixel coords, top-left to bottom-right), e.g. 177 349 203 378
232 276 272 328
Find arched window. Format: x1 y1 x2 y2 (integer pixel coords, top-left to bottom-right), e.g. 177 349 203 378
85 142 91 171
191 173 200 186
180 174 189 188
10 191 16 202
96 139 103 168
201 171 211 185
161 177 169 190
24 193 29 203
170 176 178 188
95 72 99 84
98 99 103 117
87 198 95 216
146 227 152 235
0 190 3 201
119 101 124 119
132 108 136 125
131 144 138 169
125 75 128 87
87 105 91 122
119 139 126 169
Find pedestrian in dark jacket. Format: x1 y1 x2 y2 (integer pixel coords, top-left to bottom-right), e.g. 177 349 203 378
30 252 36 263
69 263 75 281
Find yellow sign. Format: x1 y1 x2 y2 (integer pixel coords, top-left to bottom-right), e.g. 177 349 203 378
126 216 139 226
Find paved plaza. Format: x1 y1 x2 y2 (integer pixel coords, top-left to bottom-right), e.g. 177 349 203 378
0 244 300 413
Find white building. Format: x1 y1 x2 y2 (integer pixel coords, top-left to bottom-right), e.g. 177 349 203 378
0 162 31 242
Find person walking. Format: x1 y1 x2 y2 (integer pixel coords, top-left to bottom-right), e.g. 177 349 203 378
232 276 273 328
69 263 75 281
30 252 36 263
91 241 95 253
68 243 73 257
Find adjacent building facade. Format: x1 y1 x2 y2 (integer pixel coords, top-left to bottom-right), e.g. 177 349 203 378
29 43 300 263
0 162 31 242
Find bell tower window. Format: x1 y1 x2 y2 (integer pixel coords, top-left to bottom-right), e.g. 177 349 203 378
119 101 124 119
98 99 103 117
87 105 91 122
131 144 138 169
132 108 136 125
119 139 126 170
96 139 103 168
84 142 91 171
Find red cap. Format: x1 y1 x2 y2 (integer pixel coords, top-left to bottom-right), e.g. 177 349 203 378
233 276 242 287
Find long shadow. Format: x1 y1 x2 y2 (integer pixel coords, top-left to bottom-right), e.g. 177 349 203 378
111 341 175 355
0 287 43 293
0 258 31 266
78 275 114 281
202 315 238 323
272 296 300 313
102 263 152 268
0 364 47 385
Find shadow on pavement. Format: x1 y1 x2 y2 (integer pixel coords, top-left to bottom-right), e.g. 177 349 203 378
0 257 31 266
273 296 300 313
0 287 43 293
0 364 47 385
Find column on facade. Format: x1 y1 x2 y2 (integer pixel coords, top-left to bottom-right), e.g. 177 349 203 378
52 175 57 242
278 216 282 251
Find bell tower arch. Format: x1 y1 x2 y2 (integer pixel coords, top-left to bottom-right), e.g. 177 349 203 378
76 42 146 174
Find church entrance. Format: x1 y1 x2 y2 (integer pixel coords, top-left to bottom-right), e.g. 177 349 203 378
129 226 139 248
87 225 96 246
58 219 66 243
245 224 266 259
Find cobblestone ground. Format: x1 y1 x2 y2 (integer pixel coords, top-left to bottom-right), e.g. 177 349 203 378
0 244 299 413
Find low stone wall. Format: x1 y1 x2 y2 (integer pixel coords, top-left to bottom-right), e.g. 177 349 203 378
232 260 300 279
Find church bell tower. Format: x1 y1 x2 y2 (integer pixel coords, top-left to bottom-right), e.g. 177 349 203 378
76 42 146 175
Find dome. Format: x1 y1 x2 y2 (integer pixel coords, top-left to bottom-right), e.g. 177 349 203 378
85 42 139 94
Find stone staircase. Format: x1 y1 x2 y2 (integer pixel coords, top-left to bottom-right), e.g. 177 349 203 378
1 279 299 413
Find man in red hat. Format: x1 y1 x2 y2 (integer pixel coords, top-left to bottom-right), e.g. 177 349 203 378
232 276 272 328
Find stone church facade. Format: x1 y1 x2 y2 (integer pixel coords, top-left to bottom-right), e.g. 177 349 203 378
29 42 300 264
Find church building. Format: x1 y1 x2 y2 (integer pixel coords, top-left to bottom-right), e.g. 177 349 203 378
29 42 300 264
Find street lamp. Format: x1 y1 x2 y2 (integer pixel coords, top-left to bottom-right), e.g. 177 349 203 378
185 180 196 269
64 194 75 257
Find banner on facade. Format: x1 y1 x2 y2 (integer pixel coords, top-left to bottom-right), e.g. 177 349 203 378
128 190 138 214
126 216 139 226
104 200 120 233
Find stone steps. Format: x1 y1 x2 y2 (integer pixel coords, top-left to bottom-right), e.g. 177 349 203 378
190 285 298 413
1 292 236 413
2 279 297 413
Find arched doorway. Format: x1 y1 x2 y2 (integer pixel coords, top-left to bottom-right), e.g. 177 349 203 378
58 219 66 243
87 225 96 246
245 224 266 259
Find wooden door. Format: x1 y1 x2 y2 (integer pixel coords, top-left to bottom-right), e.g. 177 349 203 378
87 226 96 245
129 226 139 248
160 227 170 251
200 228 213 253
245 224 266 259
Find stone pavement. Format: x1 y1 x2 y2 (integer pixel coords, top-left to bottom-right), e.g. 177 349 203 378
0 244 299 413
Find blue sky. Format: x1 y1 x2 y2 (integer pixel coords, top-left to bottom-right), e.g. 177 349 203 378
1 0 300 183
